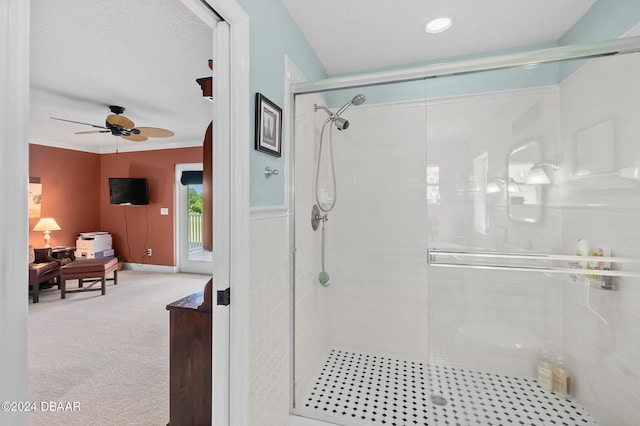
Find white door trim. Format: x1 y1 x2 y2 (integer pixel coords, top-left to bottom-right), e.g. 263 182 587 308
1 1 30 422
180 0 250 424
203 1 251 425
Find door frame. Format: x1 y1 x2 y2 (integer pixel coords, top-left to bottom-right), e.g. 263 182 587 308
198 1 251 424
179 1 250 424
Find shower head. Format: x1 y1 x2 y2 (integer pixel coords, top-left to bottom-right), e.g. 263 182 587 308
351 94 366 106
333 94 366 118
334 117 349 131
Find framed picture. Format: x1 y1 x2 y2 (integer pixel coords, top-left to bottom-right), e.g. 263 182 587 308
255 93 282 157
29 177 42 218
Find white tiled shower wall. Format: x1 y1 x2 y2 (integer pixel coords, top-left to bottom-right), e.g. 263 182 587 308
293 94 331 406
325 103 429 360
556 48 640 425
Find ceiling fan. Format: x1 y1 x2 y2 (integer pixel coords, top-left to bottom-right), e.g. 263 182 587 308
50 105 175 142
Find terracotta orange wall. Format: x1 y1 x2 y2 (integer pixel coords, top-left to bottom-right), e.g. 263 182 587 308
29 145 101 248
99 147 202 266
29 144 202 267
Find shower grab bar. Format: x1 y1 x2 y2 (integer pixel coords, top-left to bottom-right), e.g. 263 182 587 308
427 249 640 277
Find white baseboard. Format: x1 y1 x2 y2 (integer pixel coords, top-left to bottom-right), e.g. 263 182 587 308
121 263 178 273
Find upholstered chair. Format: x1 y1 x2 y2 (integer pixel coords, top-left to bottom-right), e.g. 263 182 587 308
28 246 62 303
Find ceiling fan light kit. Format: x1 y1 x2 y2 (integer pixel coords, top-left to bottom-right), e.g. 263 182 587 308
50 105 174 142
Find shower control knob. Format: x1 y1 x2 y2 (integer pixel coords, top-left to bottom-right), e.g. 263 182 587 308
311 204 328 231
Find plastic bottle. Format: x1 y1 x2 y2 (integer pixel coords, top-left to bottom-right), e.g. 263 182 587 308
537 351 553 391
552 356 571 398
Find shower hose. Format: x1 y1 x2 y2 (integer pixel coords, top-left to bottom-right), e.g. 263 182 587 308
316 117 335 286
315 118 337 213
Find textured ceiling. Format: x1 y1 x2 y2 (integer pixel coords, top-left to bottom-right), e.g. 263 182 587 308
282 0 597 75
29 0 214 153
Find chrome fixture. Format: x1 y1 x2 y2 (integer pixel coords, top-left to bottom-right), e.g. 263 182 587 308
311 204 328 231
264 166 279 179
333 93 366 119
314 94 366 213
428 248 638 279
314 94 366 131
333 117 349 131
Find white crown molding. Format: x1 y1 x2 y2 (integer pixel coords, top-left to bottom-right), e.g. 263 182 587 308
29 137 202 154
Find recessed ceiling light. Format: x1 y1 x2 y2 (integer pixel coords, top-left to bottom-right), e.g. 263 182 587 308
425 17 453 34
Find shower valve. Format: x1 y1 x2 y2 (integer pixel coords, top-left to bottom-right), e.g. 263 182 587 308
311 205 328 231
315 213 328 222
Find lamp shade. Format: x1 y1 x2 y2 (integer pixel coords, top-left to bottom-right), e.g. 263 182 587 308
33 217 61 231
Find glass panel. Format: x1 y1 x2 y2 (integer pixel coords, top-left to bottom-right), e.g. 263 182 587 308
185 182 212 263
426 51 640 425
292 80 430 423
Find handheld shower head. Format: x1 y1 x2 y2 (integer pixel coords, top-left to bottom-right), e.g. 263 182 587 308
333 94 366 118
351 94 366 106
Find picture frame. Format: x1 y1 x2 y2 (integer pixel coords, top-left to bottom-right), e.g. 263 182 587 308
29 177 42 218
255 93 282 157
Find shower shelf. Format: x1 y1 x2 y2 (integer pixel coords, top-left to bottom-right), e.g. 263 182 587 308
427 249 640 277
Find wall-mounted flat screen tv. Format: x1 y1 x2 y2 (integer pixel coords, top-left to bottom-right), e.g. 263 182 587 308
108 178 149 205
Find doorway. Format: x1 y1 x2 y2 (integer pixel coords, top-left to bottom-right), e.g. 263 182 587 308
4 0 250 424
176 163 213 274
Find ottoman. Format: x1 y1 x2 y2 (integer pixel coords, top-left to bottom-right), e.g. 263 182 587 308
60 257 118 299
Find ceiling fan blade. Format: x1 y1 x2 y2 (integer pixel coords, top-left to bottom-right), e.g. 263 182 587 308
75 130 110 134
121 134 148 142
106 114 135 130
134 127 175 138
50 117 108 129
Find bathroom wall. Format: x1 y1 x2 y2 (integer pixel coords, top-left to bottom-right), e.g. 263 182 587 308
557 43 640 425
324 100 429 360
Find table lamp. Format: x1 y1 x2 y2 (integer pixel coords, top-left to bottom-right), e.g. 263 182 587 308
33 217 61 247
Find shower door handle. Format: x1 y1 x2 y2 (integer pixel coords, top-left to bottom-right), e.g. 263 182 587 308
427 248 640 277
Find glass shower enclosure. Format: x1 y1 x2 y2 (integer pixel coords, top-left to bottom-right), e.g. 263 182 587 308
291 34 640 426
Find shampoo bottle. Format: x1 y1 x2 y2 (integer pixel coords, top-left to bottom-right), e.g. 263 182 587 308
537 351 553 391
552 356 571 398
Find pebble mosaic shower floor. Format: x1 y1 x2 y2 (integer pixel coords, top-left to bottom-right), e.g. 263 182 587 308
297 349 598 426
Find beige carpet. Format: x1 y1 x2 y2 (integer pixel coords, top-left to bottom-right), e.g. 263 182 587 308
28 270 210 426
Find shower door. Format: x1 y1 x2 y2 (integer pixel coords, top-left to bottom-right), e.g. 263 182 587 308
291 82 431 425
292 41 640 426
425 50 640 425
